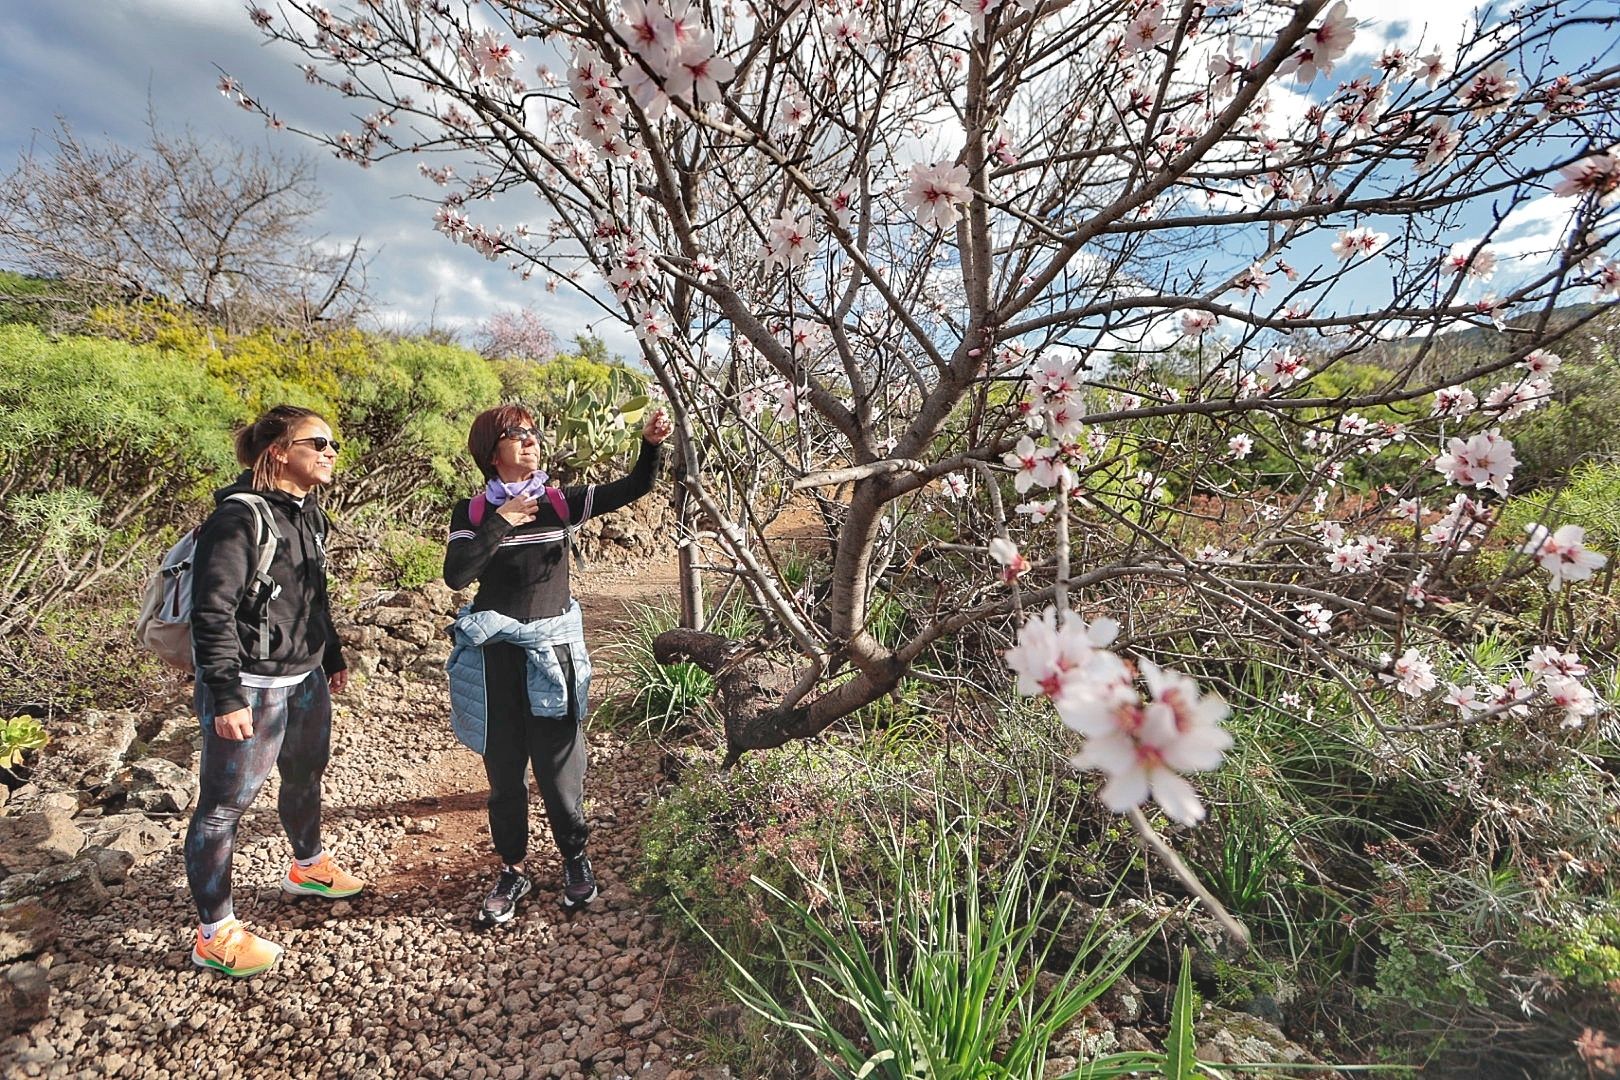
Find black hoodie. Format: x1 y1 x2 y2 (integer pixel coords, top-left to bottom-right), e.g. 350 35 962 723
190 470 346 715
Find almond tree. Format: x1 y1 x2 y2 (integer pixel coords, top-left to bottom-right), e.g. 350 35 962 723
238 1 1618 909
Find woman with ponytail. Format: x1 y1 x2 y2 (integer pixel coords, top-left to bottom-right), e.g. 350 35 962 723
184 404 362 977
444 402 671 927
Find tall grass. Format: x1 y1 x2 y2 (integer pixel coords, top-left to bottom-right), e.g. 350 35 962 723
596 593 761 734
688 777 1167 1079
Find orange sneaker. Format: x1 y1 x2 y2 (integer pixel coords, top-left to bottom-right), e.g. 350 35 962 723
191 919 283 977
282 853 365 898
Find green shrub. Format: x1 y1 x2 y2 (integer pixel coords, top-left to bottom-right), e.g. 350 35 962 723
378 529 444 589
0 324 241 625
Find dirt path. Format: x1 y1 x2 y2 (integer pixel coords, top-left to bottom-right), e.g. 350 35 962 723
0 553 726 1080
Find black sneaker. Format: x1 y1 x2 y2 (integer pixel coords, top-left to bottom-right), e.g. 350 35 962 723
474 866 532 928
561 854 598 909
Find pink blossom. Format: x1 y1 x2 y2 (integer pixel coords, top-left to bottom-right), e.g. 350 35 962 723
958 0 1005 38
1527 645 1586 681
1208 48 1248 98
1434 428 1518 496
1551 147 1620 208
1418 52 1448 89
620 61 671 120
1384 648 1437 698
633 303 672 342
1483 376 1552 422
777 93 812 129
1489 676 1534 717
1120 2 1171 55
939 472 970 500
1519 523 1607 591
1277 1 1358 83
1543 675 1598 727
824 11 869 48
1599 260 1620 300
1521 350 1562 377
1443 683 1484 717
1179 309 1217 337
1003 435 1066 492
664 31 734 104
762 212 815 270
1257 347 1309 389
1234 262 1271 296
1006 608 1124 710
827 184 857 231
1331 226 1388 262
1459 61 1518 118
1424 493 1491 550
1441 243 1497 280
1431 385 1478 418
989 537 1030 582
1417 119 1461 174
464 29 520 82
1064 659 1232 825
988 124 1019 166
1296 602 1333 636
1016 499 1056 523
903 160 975 231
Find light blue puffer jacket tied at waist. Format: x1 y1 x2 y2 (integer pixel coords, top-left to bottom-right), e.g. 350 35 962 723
444 602 592 755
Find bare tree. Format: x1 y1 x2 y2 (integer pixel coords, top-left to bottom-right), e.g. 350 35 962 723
0 115 368 330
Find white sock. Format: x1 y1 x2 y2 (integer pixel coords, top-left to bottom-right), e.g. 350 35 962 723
199 915 233 940
295 851 324 868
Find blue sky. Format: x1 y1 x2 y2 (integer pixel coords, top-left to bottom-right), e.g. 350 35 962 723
0 0 1594 358
0 0 623 349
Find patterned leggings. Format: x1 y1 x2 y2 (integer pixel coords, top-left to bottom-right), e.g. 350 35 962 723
184 672 331 924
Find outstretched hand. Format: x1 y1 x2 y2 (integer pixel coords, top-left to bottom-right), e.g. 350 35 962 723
643 407 673 445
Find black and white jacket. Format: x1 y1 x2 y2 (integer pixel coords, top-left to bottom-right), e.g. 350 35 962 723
190 472 346 715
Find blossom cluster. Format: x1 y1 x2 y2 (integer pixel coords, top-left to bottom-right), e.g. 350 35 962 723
1006 608 1232 825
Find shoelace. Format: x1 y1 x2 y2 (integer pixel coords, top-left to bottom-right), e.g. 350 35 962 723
490 871 526 905
211 924 246 962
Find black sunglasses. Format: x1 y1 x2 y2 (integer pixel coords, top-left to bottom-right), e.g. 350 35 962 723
500 426 541 442
291 436 342 453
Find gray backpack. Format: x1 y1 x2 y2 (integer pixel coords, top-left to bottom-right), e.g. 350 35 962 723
135 493 283 672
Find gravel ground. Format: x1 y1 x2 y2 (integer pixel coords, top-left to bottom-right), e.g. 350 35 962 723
0 562 725 1080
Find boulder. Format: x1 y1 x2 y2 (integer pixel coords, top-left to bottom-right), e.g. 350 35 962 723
79 813 175 864
124 757 197 815
2 857 109 912
78 846 135 886
0 902 58 965
0 810 86 876
29 710 139 796
388 620 437 648
1194 1005 1329 1075
0 961 48 1035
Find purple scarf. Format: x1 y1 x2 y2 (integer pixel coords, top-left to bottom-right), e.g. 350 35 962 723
483 470 549 507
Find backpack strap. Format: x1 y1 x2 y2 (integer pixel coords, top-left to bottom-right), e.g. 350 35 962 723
470 488 584 567
225 493 284 661
543 486 569 524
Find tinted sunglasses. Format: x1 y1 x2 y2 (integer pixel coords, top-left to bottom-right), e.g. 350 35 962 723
500 426 541 442
291 436 342 453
